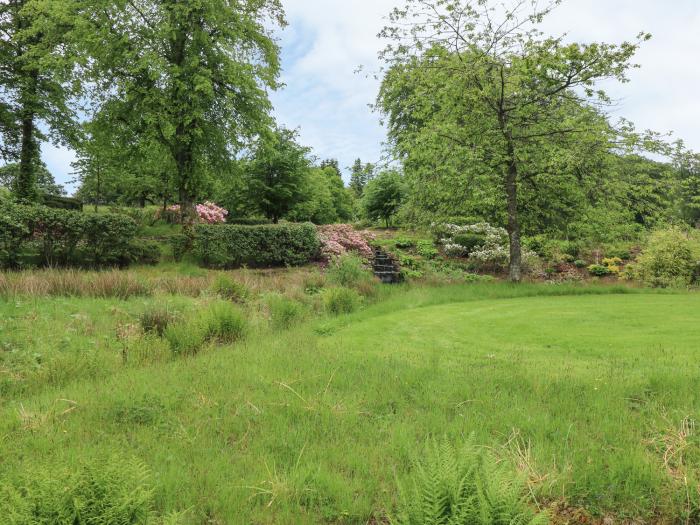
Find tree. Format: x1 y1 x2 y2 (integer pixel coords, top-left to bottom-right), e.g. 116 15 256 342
79 0 285 218
378 0 649 281
676 152 700 227
362 170 405 227
0 160 65 196
349 158 374 198
245 128 312 223
0 0 81 201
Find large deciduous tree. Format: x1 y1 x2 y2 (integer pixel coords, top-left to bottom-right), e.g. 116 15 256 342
0 0 81 202
244 127 312 223
378 0 649 281
80 0 285 219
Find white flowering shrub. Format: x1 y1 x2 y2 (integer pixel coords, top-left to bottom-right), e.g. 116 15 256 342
435 222 540 273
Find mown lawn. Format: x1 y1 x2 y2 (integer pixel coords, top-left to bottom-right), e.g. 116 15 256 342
1 283 699 523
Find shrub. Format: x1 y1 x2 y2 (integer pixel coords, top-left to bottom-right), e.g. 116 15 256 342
193 223 320 268
587 264 612 277
574 259 588 268
636 227 699 288
82 213 139 267
170 234 190 262
265 293 306 330
392 439 547 525
394 237 415 249
0 457 155 524
416 240 438 259
317 224 374 261
41 194 83 210
164 320 206 356
203 303 248 344
129 240 162 265
326 254 374 288
0 203 138 269
211 274 250 303
323 287 362 315
139 307 178 337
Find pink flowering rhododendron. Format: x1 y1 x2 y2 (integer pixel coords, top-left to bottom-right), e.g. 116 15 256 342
164 202 229 224
317 224 374 261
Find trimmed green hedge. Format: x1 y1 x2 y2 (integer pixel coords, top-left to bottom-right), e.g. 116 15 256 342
0 203 137 268
193 223 320 268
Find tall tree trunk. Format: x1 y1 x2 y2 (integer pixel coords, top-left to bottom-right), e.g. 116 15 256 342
505 141 522 283
16 71 39 202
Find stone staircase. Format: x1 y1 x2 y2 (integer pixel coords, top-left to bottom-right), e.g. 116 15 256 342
372 248 403 284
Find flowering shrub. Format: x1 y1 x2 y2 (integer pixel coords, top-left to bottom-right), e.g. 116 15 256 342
162 202 229 224
317 224 374 261
437 221 540 273
437 223 508 258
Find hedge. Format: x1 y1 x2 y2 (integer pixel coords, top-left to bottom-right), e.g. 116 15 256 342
192 223 320 268
0 203 137 268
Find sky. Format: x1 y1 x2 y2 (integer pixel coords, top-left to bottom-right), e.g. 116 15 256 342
36 0 700 193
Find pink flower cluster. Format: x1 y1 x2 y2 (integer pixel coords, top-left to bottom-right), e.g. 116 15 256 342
317 224 374 261
165 202 229 224
196 202 228 224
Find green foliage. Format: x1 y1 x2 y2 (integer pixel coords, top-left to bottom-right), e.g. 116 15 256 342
42 194 83 210
265 293 306 330
323 287 362 315
0 203 137 269
636 228 699 288
362 170 405 227
0 457 155 524
378 0 656 280
192 223 320 269
0 162 66 198
326 254 374 289
349 158 375 198
243 128 313 223
392 439 548 525
77 0 285 208
203 303 248 344
139 307 178 337
211 274 250 303
129 240 162 266
416 240 438 259
164 321 206 357
588 264 612 277
394 238 415 249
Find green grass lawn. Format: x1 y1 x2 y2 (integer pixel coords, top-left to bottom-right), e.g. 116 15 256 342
1 283 699 523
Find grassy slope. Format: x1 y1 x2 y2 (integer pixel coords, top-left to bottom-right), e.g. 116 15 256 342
1 284 699 523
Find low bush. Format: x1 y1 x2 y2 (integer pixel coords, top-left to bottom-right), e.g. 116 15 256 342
211 274 250 303
129 240 162 265
164 320 207 356
323 287 362 315
392 439 547 525
394 237 415 249
326 254 374 288
0 457 155 524
0 203 137 269
41 194 83 211
203 303 248 344
193 223 320 268
636 227 699 288
416 240 438 259
227 217 271 226
588 264 612 277
265 293 306 330
139 307 178 337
